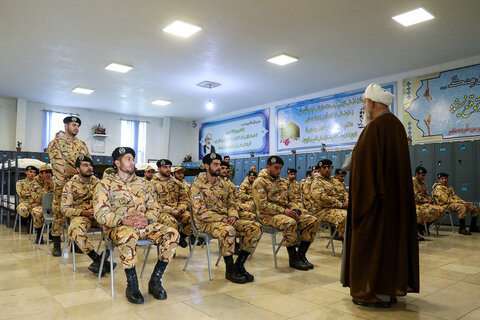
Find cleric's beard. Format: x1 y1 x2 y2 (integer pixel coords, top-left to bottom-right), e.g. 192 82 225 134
362 110 372 126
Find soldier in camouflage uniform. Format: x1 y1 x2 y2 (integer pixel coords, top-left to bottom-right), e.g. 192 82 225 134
253 156 319 271
151 159 192 248
143 166 156 182
62 156 115 275
433 172 480 235
311 159 348 238
173 166 191 198
334 168 348 192
224 155 235 181
286 168 302 204
94 147 179 304
238 171 257 214
16 165 38 224
102 167 117 178
30 164 54 243
47 116 90 256
412 167 445 236
191 153 262 284
301 166 318 211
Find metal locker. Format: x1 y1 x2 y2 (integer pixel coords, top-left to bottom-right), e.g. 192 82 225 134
453 141 476 202
280 154 295 178
232 159 244 186
92 155 103 164
242 158 251 178
185 176 195 184
330 151 342 173
15 152 27 159
40 153 50 163
26 152 42 160
0 151 13 160
258 156 269 171
248 157 259 173
339 150 352 186
433 143 454 189
306 153 317 171
295 153 307 181
408 145 416 176
104 156 113 165
414 144 435 191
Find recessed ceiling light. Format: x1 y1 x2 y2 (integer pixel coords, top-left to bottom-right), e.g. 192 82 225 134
206 101 214 110
163 20 202 38
152 99 172 106
72 87 94 95
392 8 434 27
105 62 133 73
267 54 298 66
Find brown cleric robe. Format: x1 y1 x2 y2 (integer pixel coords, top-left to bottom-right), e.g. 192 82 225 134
341 112 419 299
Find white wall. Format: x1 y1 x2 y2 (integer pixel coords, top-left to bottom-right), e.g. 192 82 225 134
0 98 17 150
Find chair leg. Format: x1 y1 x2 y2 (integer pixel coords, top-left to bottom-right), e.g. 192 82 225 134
109 246 114 298
275 239 283 254
271 233 278 269
140 245 151 279
97 245 107 284
72 241 76 272
183 237 199 271
215 241 222 267
46 224 50 254
205 239 213 281
60 236 69 264
13 213 18 234
449 214 455 233
38 224 45 248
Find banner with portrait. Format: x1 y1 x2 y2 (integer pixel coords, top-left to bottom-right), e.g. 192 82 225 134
404 63 480 142
276 83 396 152
199 109 269 159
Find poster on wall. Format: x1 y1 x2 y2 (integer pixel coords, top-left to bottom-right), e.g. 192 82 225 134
404 63 480 142
198 109 269 159
276 83 396 152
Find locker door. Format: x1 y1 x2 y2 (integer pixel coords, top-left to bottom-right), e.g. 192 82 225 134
242 158 250 178
408 145 416 176
26 152 43 160
248 157 259 174
92 155 103 165
330 151 342 173
41 153 50 163
0 151 13 161
15 152 27 159
295 153 307 181
454 141 476 202
258 156 269 171
280 154 295 178
306 153 317 171
433 143 453 191
339 150 352 186
232 159 244 186
104 156 113 165
415 144 435 191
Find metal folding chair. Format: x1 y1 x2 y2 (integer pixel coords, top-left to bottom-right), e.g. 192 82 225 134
37 193 54 254
252 202 283 268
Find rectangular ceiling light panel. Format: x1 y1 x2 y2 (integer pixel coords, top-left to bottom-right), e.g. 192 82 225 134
72 87 94 95
105 62 133 73
267 54 298 66
163 20 202 38
392 8 434 27
152 99 172 106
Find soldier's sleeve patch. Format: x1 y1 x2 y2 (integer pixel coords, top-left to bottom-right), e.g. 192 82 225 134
193 194 201 201
318 188 324 191
51 146 57 151
61 191 68 200
258 188 264 193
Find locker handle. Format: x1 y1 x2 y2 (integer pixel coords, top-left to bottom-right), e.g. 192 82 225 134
437 161 442 166
458 160 463 165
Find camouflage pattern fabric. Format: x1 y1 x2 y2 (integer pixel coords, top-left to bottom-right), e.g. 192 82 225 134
286 179 302 205
301 176 313 211
29 176 55 227
224 177 256 222
16 178 35 217
433 183 479 219
412 178 444 223
68 216 100 253
239 176 255 212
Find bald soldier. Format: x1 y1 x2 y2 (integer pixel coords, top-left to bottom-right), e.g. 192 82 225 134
238 170 258 213
433 172 480 235
16 165 38 226
143 166 156 182
151 159 192 248
311 159 348 238
412 167 445 236
48 116 90 256
253 156 319 271
62 156 115 275
94 147 179 304
30 164 54 244
191 153 262 284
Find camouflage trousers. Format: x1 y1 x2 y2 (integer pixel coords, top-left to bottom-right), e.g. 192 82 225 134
315 208 347 237
17 202 31 218
52 179 68 236
197 220 262 256
158 211 193 236
416 204 445 224
241 202 255 213
303 196 313 212
68 216 100 254
261 213 319 247
107 223 179 269
239 210 256 221
445 202 480 220
31 206 44 228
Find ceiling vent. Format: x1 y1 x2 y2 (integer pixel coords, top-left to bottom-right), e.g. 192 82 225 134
196 81 221 89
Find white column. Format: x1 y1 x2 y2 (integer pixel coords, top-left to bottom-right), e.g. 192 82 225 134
15 98 27 151
163 116 171 159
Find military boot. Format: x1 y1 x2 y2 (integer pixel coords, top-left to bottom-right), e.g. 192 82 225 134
52 236 62 257
125 267 144 304
72 242 83 253
235 250 254 282
224 255 247 284
287 246 310 271
148 260 168 300
297 241 314 269
35 228 44 244
469 217 480 233
88 250 116 275
459 219 471 235
178 232 188 248
417 224 425 236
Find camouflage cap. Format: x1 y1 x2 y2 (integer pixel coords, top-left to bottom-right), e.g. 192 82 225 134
103 167 117 178
63 116 81 126
144 165 156 172
39 164 52 172
202 153 222 165
172 166 186 173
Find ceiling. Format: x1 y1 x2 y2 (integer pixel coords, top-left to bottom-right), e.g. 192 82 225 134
1 0 480 120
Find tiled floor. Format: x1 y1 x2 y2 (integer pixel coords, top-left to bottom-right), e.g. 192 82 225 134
1 223 480 320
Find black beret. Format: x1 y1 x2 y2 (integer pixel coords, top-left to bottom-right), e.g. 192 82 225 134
267 155 284 166
248 170 257 177
25 165 38 171
335 168 346 175
318 159 333 167
306 170 312 175
220 161 230 167
287 168 297 174
156 159 172 167
311 166 318 171
202 153 222 165
437 172 449 179
415 166 427 174
75 155 93 168
63 116 81 126
112 147 135 161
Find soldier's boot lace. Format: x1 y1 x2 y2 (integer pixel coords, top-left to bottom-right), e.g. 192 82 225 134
148 260 168 300
52 236 62 257
224 255 247 284
125 267 144 304
297 241 314 269
287 246 310 271
459 219 471 235
235 250 254 282
469 217 480 233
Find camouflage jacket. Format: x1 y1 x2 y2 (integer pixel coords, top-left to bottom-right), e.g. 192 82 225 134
191 172 239 224
432 183 463 206
301 176 314 210
180 180 191 198
16 178 35 204
61 174 99 218
239 176 254 202
412 177 432 205
30 175 55 205
151 173 189 213
311 175 347 211
94 173 159 229
286 179 302 204
47 131 90 182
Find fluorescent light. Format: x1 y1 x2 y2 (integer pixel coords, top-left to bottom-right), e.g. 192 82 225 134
392 8 434 27
206 101 214 110
152 99 172 106
72 87 94 95
163 20 202 38
105 62 133 73
267 54 298 66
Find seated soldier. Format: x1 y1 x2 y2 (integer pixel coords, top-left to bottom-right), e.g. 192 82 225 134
16 165 38 228
253 156 319 271
62 156 115 274
102 167 116 178
191 153 262 284
286 168 302 203
311 159 348 240
94 147 179 304
412 167 445 237
143 166 156 182
173 166 191 198
249 165 257 173
31 164 54 244
151 159 192 248
220 161 255 221
238 170 257 213
301 166 318 211
433 173 480 235
333 168 348 192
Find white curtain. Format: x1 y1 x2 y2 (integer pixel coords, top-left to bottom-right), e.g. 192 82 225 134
42 110 71 151
121 120 146 164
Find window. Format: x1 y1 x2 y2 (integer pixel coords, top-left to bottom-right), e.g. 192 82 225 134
42 110 72 151
121 120 147 164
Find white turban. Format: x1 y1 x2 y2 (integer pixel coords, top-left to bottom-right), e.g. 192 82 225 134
363 83 394 106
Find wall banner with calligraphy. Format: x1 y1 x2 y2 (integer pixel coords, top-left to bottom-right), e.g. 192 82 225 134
199 109 269 159
276 83 396 152
404 63 480 142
